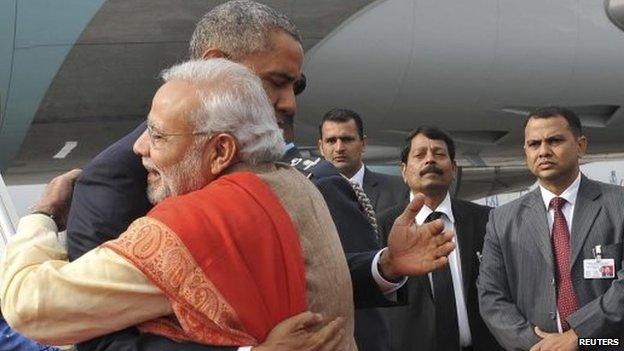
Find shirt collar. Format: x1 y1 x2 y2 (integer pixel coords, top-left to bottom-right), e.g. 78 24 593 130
539 172 582 209
411 191 454 225
349 163 366 187
284 142 295 153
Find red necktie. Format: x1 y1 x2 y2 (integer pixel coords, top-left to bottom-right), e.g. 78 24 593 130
550 197 579 331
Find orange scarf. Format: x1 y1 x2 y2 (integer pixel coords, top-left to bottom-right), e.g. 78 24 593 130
105 172 306 345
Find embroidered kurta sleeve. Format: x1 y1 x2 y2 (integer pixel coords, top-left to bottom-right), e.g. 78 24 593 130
0 214 172 345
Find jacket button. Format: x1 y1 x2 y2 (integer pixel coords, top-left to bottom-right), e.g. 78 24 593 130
551 278 555 286
549 312 556 320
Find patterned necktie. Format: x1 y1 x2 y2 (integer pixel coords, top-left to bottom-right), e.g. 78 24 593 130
550 197 579 331
426 211 460 351
346 179 379 236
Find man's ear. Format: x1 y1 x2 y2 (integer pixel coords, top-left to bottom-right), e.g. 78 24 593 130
317 139 325 158
577 135 588 159
207 133 239 175
362 135 368 152
201 48 228 60
400 162 408 184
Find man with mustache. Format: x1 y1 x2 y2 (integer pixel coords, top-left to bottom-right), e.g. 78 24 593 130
478 107 624 351
377 127 502 351
1 59 454 350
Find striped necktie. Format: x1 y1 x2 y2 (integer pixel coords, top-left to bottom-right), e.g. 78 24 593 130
346 178 379 236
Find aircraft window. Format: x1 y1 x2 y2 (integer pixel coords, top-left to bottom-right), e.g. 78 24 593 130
606 0 624 32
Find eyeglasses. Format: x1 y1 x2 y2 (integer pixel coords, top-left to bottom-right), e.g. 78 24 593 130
146 124 212 148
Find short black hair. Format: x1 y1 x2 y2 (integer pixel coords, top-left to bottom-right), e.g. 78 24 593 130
400 126 456 163
524 106 583 137
319 108 364 139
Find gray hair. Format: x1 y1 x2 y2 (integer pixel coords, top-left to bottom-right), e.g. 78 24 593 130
189 0 301 60
160 59 285 164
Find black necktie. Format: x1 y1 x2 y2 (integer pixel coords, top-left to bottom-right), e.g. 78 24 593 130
426 211 460 351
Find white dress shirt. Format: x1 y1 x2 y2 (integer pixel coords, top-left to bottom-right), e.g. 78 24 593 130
349 163 366 187
538 172 581 333
411 192 473 347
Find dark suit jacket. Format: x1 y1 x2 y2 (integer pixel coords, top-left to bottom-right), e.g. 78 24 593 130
377 198 502 351
362 167 408 214
67 127 391 351
478 176 624 350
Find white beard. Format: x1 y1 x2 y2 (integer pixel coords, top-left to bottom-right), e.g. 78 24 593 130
144 146 206 204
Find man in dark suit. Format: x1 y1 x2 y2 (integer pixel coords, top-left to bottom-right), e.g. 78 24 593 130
66 2 454 351
478 107 624 351
317 108 407 351
378 126 502 351
317 108 408 213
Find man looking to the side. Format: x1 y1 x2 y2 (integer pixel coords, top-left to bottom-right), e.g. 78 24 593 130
318 108 407 214
378 127 502 351
478 106 624 351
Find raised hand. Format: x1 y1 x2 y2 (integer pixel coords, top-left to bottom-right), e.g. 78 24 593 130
379 193 455 280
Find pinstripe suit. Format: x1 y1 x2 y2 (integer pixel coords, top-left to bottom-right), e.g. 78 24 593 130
478 175 624 350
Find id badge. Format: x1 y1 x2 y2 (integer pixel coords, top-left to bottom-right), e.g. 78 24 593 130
583 258 615 279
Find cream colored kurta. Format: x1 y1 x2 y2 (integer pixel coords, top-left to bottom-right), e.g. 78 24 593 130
0 214 172 345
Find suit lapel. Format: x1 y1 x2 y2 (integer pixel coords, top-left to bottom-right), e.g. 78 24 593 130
362 168 380 208
451 200 475 297
570 176 602 267
523 188 554 268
